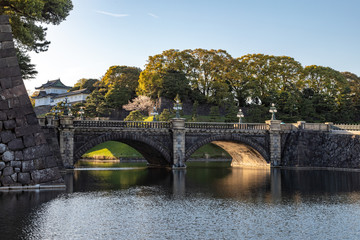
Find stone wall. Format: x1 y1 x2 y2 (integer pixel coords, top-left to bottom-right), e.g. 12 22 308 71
0 16 63 187
282 131 360 168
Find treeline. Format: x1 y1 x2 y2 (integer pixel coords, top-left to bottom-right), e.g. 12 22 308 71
79 49 360 123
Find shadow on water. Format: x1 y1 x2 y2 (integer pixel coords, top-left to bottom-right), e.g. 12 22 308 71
2 162 360 239
66 161 360 202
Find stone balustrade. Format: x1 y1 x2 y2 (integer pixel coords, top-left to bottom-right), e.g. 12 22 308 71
73 120 171 129
185 122 269 130
332 124 360 131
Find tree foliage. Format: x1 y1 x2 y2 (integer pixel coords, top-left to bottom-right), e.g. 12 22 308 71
123 95 153 115
0 0 73 79
70 78 99 92
137 48 360 123
84 66 141 116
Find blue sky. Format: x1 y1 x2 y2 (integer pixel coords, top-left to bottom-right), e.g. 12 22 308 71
25 0 360 92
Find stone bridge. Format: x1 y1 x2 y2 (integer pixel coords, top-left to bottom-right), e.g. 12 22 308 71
39 117 360 169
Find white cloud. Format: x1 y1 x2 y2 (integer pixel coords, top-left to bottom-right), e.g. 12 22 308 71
148 13 159 19
96 10 129 18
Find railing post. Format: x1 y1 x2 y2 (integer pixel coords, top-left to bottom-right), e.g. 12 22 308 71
171 118 186 169
325 122 333 131
266 119 282 167
59 115 75 168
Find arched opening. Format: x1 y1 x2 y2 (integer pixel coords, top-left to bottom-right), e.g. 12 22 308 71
74 133 171 167
212 141 269 168
186 136 269 168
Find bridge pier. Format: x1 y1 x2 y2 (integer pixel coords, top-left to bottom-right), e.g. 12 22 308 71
171 118 186 169
266 120 282 167
59 116 75 168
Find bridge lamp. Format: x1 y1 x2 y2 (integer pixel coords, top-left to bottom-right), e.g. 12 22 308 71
52 108 61 120
269 103 277 120
61 97 71 116
237 108 244 124
151 106 158 121
78 107 85 120
173 99 182 118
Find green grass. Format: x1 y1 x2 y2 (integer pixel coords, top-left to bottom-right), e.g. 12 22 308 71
82 141 230 159
82 141 142 159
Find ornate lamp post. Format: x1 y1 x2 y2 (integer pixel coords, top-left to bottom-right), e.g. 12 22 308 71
269 103 277 120
237 108 244 124
78 106 85 120
61 97 71 116
150 106 158 121
173 99 182 118
52 108 61 120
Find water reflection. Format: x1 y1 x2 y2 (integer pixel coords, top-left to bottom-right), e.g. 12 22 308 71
2 162 360 239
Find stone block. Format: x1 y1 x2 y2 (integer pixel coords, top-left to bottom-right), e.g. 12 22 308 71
15 124 41 137
34 157 46 170
26 113 38 125
0 41 14 50
10 160 21 168
11 76 22 87
22 160 34 172
8 138 24 150
23 134 35 147
0 130 16 143
3 119 15 129
0 100 8 109
14 150 23 160
15 117 26 127
0 66 21 78
34 133 47 145
31 167 62 184
19 94 30 105
45 156 58 168
0 111 6 120
14 167 20 173
0 58 6 68
5 109 15 119
0 143 6 153
3 166 13 176
0 161 5 170
18 172 31 185
0 48 16 59
0 32 12 42
1 175 14 186
2 151 14 162
5 56 18 67
10 172 17 182
0 25 12 33
10 84 26 97
23 144 51 160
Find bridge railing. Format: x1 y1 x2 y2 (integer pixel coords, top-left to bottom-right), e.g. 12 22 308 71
332 124 360 131
73 120 171 129
185 122 269 130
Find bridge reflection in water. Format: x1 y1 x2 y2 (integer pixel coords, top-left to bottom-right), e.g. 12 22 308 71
3 163 360 239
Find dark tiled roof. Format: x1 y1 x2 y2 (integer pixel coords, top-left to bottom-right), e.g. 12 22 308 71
32 91 59 99
35 79 71 89
52 88 91 99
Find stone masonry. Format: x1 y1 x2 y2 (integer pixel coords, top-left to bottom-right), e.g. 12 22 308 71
0 15 63 187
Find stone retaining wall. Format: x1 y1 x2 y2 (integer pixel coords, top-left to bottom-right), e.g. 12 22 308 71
282 131 360 168
0 15 63 187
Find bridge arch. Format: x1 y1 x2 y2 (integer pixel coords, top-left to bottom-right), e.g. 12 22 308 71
73 132 172 166
185 135 270 167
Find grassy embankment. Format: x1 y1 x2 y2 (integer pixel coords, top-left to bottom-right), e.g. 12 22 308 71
82 141 230 160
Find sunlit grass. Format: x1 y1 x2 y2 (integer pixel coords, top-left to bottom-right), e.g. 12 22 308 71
82 140 230 160
82 141 143 159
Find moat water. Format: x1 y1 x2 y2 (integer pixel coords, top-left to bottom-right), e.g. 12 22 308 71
1 161 360 239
